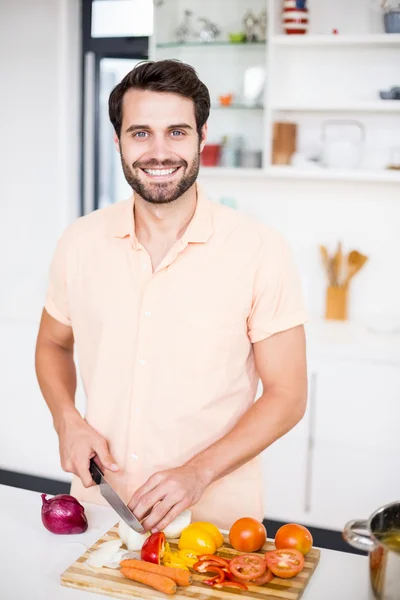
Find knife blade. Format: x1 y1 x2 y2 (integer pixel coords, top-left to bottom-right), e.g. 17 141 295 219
89 457 145 533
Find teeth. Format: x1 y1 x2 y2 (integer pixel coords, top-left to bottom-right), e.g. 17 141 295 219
144 168 178 176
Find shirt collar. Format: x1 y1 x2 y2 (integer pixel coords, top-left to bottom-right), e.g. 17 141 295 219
111 182 214 245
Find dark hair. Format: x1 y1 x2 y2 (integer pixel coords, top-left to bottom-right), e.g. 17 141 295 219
109 59 210 139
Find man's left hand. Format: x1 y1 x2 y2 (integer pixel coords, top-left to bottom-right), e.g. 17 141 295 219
128 464 209 533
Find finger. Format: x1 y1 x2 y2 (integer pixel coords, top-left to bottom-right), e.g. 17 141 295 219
75 460 96 488
128 472 164 512
93 439 119 472
141 495 179 532
148 500 187 534
133 486 169 522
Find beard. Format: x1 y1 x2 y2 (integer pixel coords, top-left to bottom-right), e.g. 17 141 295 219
120 148 200 205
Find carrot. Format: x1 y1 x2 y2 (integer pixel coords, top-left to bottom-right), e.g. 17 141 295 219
120 559 192 587
120 567 177 595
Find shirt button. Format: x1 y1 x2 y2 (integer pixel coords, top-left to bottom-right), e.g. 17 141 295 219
134 406 141 414
139 358 146 366
144 310 151 318
141 263 147 270
130 453 139 460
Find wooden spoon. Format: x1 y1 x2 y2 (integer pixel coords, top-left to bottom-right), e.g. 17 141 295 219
319 245 332 285
345 250 368 285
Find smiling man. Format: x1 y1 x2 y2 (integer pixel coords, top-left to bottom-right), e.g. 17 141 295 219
35 59 308 533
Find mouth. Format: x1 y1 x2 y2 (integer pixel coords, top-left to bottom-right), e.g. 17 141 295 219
141 166 182 180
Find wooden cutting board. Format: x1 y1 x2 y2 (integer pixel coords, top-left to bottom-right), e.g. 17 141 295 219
61 524 320 600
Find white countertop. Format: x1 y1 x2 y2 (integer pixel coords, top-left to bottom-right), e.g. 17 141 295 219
0 484 374 600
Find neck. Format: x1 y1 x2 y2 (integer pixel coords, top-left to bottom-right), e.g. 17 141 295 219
134 183 198 244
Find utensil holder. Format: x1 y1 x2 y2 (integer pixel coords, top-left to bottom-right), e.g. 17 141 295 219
325 285 348 321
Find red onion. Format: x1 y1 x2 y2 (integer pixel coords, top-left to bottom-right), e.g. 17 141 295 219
41 493 88 534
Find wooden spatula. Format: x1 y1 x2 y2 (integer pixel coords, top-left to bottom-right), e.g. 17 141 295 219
345 250 368 285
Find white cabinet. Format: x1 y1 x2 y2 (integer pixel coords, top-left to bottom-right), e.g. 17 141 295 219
262 357 400 530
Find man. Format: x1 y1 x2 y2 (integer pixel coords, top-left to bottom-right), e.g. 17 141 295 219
35 59 308 534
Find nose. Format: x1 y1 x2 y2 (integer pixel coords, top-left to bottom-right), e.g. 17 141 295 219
148 133 173 163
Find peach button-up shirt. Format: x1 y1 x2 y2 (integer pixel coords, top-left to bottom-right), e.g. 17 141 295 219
44 184 307 529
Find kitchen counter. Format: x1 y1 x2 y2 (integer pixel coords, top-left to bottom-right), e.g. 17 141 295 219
0 484 373 600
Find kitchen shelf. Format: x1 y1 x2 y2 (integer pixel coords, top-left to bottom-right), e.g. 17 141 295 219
272 33 400 47
156 40 266 49
270 102 400 113
199 166 400 183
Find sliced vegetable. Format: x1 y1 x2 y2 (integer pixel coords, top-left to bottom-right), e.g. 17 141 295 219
189 521 224 548
196 555 230 568
229 517 267 553
162 509 192 539
193 560 220 573
213 581 248 591
229 554 266 581
86 539 123 569
264 549 305 579
120 567 177 595
249 568 274 585
178 525 216 555
178 548 199 567
202 566 226 585
120 559 192 586
274 523 313 556
118 519 150 551
141 532 165 565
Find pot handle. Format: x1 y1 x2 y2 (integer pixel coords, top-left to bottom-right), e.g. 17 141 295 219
343 519 377 552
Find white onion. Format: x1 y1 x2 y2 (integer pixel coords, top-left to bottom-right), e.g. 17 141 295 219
86 539 123 568
162 509 192 539
118 519 150 550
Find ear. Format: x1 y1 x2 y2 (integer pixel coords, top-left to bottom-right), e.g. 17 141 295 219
113 131 121 153
199 123 208 152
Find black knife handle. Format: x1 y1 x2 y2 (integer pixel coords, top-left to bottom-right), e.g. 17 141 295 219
89 457 103 485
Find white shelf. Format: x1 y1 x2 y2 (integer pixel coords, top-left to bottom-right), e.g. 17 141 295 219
270 102 400 113
266 166 400 183
199 166 400 183
272 34 400 47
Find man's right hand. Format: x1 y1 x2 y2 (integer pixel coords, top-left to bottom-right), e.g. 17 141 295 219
57 413 119 487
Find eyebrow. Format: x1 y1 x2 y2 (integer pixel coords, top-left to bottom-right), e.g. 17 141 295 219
125 122 194 133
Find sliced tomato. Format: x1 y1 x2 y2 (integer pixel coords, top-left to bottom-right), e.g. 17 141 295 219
197 555 230 568
213 581 248 591
264 549 305 579
249 568 274 585
203 567 226 586
229 554 266 581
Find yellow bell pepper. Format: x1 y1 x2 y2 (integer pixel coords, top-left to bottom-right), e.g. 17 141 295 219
178 548 200 567
189 522 224 549
178 525 216 555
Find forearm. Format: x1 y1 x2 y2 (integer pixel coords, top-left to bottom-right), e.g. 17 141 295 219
187 390 307 486
35 340 79 433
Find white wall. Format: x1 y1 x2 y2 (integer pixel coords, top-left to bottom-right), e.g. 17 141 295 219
198 174 400 326
0 0 80 480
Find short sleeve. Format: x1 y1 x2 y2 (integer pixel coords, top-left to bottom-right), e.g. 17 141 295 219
247 230 308 343
44 232 72 326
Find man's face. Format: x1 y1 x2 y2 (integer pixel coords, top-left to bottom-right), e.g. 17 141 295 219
115 89 207 204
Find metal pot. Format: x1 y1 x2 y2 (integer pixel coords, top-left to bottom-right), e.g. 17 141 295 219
343 501 400 600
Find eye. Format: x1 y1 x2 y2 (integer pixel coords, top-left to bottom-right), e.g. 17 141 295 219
171 130 184 137
134 131 148 138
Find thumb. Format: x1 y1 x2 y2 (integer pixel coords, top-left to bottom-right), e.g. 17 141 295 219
94 440 119 472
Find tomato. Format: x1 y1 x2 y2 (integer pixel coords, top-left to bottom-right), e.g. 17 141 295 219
141 532 165 565
274 523 313 556
178 525 216 555
229 517 267 553
229 554 266 581
190 522 224 548
249 568 274 585
213 581 248 591
264 549 305 579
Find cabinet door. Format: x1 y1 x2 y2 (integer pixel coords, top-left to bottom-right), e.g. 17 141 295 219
261 370 317 524
307 359 400 530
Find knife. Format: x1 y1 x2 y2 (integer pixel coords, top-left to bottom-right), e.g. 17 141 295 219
89 457 145 533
